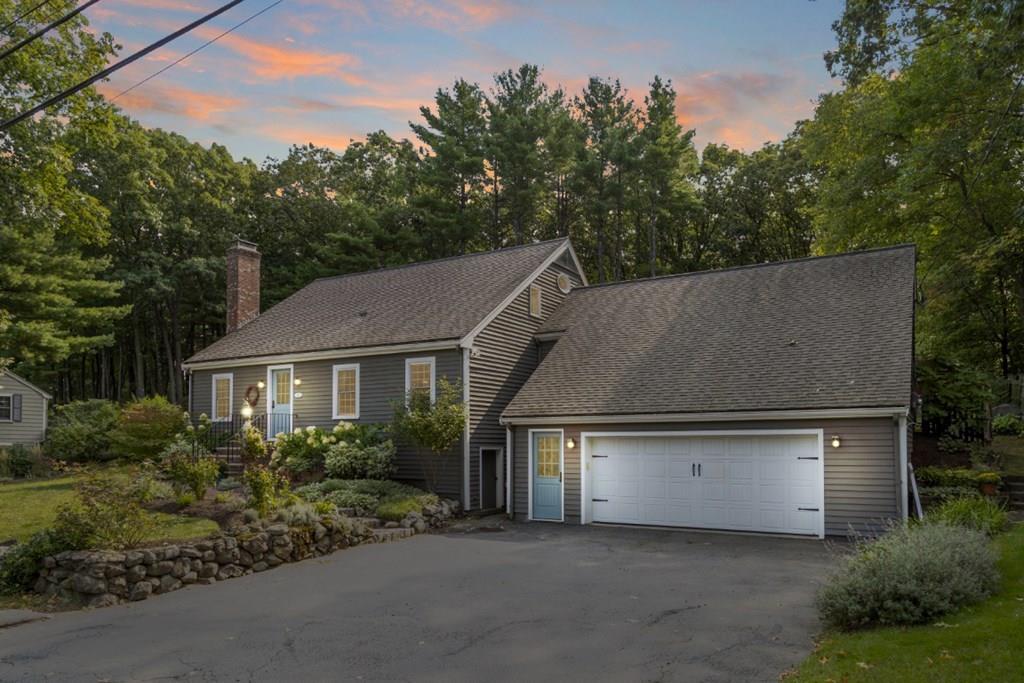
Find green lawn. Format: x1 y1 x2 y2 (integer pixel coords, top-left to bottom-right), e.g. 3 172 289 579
994 435 1024 476
790 522 1024 682
0 473 218 544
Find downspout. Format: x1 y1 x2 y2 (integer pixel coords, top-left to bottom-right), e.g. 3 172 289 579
898 413 909 521
462 346 471 510
505 425 513 516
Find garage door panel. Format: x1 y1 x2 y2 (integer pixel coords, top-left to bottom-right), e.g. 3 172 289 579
589 435 823 536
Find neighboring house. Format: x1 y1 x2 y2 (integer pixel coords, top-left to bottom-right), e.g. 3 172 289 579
185 240 915 538
0 370 52 447
501 245 916 538
183 238 587 507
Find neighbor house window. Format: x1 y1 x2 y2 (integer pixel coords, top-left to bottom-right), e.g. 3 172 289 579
332 363 360 420
212 373 233 421
405 357 435 403
0 395 10 422
529 284 542 318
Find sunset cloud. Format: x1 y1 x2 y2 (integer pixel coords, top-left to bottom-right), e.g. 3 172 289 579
98 83 244 121
258 124 364 151
195 29 365 83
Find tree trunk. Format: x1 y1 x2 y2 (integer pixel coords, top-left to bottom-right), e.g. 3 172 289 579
132 306 146 398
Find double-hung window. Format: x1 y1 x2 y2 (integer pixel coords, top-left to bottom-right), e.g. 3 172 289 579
212 373 233 421
332 364 360 420
0 395 11 422
405 357 436 404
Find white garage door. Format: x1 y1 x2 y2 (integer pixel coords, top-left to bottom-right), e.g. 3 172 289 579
587 433 823 537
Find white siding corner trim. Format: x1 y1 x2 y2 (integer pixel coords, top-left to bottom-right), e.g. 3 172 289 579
462 347 471 509
331 363 360 420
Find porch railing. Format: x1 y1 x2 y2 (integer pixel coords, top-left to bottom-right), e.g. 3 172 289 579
190 413 297 467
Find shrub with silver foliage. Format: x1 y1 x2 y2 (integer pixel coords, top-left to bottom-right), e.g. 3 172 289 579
817 522 999 630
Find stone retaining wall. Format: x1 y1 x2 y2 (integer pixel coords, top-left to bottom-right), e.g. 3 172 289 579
36 499 459 608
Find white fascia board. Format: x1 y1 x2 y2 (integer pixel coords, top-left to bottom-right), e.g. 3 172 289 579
460 241 570 348
501 406 910 426
564 240 589 286
182 339 460 371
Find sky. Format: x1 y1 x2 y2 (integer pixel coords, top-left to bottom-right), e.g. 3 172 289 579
85 0 845 162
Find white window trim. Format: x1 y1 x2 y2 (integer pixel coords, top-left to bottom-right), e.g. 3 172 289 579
527 428 565 523
211 373 233 422
332 363 360 420
529 284 542 318
405 356 436 404
0 393 12 422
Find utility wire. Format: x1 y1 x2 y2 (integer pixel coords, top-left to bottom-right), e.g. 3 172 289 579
0 0 101 62
0 0 53 36
107 0 282 105
0 0 247 131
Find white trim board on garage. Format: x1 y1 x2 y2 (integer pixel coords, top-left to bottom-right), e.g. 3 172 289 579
580 430 825 539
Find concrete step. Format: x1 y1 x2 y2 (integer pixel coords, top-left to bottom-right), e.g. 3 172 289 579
373 527 415 543
351 517 381 529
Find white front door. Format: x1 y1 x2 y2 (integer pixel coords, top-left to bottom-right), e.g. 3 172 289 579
588 434 823 536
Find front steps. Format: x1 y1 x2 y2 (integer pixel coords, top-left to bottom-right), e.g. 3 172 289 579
1006 476 1024 511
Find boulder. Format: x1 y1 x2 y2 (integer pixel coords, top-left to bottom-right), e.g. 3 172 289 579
71 573 106 595
129 580 153 601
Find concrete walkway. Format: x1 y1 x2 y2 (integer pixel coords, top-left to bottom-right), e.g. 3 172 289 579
0 523 836 682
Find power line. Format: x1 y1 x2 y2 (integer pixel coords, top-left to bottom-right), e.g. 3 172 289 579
0 0 101 63
0 0 248 131
107 0 283 105
0 0 53 36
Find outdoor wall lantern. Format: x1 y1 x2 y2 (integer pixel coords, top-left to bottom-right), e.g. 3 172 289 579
240 401 254 419
566 437 576 449
293 378 302 387
831 435 841 449
256 380 265 389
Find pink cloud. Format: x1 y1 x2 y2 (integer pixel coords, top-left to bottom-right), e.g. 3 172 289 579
98 82 244 121
195 29 365 83
258 124 364 151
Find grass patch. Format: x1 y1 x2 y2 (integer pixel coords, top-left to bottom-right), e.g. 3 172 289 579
0 470 217 545
790 523 1024 682
993 435 1024 476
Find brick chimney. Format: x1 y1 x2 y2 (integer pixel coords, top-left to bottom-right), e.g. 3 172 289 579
226 239 260 334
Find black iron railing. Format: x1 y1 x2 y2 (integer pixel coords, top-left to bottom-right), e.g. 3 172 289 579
919 409 989 443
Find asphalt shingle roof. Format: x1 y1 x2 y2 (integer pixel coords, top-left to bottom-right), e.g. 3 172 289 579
187 239 567 364
503 245 916 418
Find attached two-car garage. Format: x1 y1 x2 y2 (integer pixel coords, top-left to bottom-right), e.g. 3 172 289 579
584 432 824 538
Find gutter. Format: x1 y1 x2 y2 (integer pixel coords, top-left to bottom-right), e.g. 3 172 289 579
183 338 462 371
500 406 910 426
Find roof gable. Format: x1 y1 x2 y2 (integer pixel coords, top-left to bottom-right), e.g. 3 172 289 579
504 245 916 418
187 239 571 365
0 370 52 400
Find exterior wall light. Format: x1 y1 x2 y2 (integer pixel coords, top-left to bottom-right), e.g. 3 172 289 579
293 378 302 386
256 380 265 389
831 435 841 449
294 391 303 399
566 437 576 449
240 401 254 419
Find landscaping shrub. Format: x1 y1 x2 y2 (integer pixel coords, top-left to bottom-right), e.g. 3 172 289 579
914 466 978 487
243 464 289 517
816 523 999 630
240 422 267 462
0 530 80 594
992 414 1024 436
929 496 1009 537
324 424 396 480
919 484 981 503
969 443 1004 470
59 471 156 550
164 454 221 500
109 396 187 461
0 445 48 479
44 399 119 462
271 425 336 473
295 478 437 518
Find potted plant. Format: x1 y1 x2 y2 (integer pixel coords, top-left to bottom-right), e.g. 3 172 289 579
976 471 1001 496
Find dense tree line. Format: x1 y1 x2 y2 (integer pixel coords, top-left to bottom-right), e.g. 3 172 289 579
1 0 1021 406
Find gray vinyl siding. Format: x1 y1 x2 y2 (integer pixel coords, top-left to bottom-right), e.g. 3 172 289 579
0 373 48 446
190 347 464 501
511 417 901 535
467 262 583 509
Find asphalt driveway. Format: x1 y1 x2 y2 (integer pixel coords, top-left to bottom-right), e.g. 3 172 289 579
0 523 835 682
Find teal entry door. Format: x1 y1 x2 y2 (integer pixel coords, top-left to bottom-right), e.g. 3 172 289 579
532 432 562 520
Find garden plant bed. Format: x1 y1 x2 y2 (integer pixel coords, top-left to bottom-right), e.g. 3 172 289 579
789 522 1024 681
